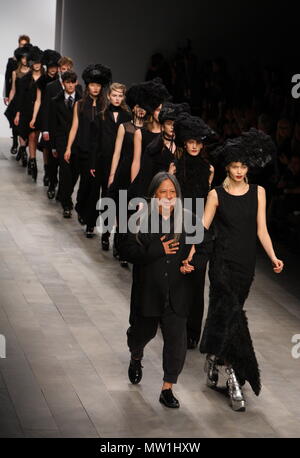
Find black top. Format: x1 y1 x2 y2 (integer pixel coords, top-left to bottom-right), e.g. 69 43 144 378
15 71 41 138
5 57 17 97
176 152 211 199
76 96 102 160
213 184 258 275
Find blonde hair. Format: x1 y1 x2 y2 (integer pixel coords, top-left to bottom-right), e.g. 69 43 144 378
223 168 248 190
58 57 73 68
108 82 130 112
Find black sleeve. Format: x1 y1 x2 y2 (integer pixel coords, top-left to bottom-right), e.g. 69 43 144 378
42 84 52 132
48 98 57 150
119 233 165 265
5 58 17 97
190 227 215 270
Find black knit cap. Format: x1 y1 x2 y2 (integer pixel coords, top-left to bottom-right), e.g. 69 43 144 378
82 63 112 87
14 44 32 61
174 114 216 147
28 46 43 65
211 128 275 168
42 49 61 67
158 102 190 124
138 78 170 113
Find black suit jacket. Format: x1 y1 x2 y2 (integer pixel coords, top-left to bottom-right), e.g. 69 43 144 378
43 79 82 133
49 89 82 153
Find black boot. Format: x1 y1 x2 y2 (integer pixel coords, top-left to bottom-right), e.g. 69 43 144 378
29 158 38 182
10 135 18 155
43 164 49 187
16 146 24 162
21 147 28 167
101 233 110 251
47 185 56 199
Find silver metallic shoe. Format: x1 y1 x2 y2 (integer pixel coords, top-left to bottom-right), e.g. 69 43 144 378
226 367 246 412
204 354 219 388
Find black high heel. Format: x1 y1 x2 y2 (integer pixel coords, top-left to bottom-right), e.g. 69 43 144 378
29 158 38 182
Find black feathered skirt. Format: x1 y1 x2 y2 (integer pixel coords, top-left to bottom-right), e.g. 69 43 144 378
200 255 261 396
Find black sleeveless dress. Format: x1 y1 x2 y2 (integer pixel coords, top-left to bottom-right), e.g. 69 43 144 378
200 184 261 395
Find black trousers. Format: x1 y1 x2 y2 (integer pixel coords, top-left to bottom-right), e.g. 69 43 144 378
76 157 101 228
186 264 207 342
58 150 80 210
127 304 187 384
48 151 59 188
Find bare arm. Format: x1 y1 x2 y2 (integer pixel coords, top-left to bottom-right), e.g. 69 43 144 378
131 128 142 182
203 189 218 229
209 164 214 187
8 71 16 103
30 87 41 128
108 124 125 186
257 185 284 273
64 101 79 163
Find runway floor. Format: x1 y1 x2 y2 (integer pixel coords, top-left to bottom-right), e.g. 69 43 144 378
0 138 299 438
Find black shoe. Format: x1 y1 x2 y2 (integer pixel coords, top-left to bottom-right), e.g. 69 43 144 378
10 145 18 155
29 159 38 182
47 187 56 199
101 235 110 251
21 148 28 167
63 209 72 219
128 358 143 384
86 227 94 238
16 146 23 161
113 244 119 259
187 336 199 350
159 389 180 408
120 260 128 268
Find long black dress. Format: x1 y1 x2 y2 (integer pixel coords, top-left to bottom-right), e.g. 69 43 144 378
199 184 261 395
4 70 28 129
175 152 211 344
15 71 42 140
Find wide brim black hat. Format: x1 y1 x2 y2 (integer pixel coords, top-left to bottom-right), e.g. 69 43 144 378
174 114 216 147
82 63 112 87
211 128 275 168
28 46 43 65
158 102 190 124
42 49 61 67
14 44 33 61
138 78 170 113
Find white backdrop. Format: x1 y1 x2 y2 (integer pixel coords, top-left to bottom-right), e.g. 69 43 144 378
0 0 56 138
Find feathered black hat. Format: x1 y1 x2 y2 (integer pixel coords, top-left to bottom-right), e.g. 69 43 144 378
14 44 32 61
174 114 216 147
158 102 190 124
28 46 43 65
125 83 143 110
211 128 275 168
82 63 112 87
138 78 170 113
42 49 61 67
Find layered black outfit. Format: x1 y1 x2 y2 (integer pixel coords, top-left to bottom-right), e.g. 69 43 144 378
198 184 261 395
175 152 211 343
36 73 58 150
74 97 102 228
4 57 17 98
120 210 206 383
4 70 28 129
15 71 41 140
49 89 82 210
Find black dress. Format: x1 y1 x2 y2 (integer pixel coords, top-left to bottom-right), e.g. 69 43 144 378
199 184 261 395
36 73 58 150
175 152 212 344
15 71 41 140
4 71 28 128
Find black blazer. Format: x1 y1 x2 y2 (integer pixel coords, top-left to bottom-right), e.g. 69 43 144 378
49 89 82 153
119 211 206 318
43 79 82 132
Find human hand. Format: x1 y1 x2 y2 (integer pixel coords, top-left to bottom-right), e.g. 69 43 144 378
64 150 71 163
90 169 96 177
161 236 179 255
271 257 284 274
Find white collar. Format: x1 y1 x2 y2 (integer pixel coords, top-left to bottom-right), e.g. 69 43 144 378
64 91 76 100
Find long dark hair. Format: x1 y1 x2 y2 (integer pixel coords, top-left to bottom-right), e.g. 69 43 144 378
136 172 183 244
79 86 107 119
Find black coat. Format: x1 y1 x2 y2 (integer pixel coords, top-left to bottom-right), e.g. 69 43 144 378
119 211 208 318
43 79 82 132
49 89 82 153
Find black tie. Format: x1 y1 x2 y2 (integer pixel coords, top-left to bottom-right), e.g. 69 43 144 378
67 95 73 111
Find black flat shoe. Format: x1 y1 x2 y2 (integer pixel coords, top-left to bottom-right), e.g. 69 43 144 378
120 260 128 268
10 145 18 155
101 235 110 251
85 227 94 238
159 389 180 408
128 358 143 384
63 209 72 219
77 214 85 225
47 187 56 199
187 336 199 350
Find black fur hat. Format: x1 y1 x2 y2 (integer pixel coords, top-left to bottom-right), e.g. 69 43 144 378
174 114 216 147
211 128 275 168
42 49 61 67
158 102 190 124
125 83 143 110
82 63 112 87
14 44 32 62
28 46 43 66
138 78 170 113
